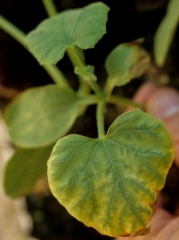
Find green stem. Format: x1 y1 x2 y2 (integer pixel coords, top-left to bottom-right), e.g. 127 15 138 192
87 80 103 95
96 97 106 138
67 46 85 67
0 15 28 49
79 94 99 105
0 15 69 87
43 64 69 87
103 76 116 98
67 46 90 96
42 0 58 17
108 94 144 109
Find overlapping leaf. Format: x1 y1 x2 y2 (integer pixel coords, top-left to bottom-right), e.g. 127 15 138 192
105 41 150 87
4 85 84 148
154 0 179 67
26 2 109 65
47 109 173 237
4 145 53 198
75 65 97 81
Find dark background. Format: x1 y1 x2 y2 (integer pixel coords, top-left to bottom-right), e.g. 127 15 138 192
1 1 179 240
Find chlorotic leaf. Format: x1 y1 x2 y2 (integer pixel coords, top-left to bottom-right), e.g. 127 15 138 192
47 109 173 237
105 41 150 87
154 0 179 67
4 85 84 148
26 2 110 65
4 145 53 198
75 65 97 81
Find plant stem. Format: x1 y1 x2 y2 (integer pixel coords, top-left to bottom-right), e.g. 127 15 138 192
96 96 106 138
103 76 116 98
0 15 28 49
42 0 58 17
0 15 69 88
67 46 85 67
108 94 144 109
79 94 99 105
84 77 103 95
67 46 90 96
43 64 69 87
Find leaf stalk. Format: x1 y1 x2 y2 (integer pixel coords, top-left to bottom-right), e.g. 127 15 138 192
96 96 106 138
103 76 116 98
42 0 58 17
108 94 144 109
67 46 90 96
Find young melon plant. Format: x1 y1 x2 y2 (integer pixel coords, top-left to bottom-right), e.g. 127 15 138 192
0 1 174 237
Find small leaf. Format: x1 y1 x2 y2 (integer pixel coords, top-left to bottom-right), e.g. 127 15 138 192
154 0 179 67
4 145 53 198
75 65 97 81
47 109 173 237
105 41 150 87
26 2 110 65
4 85 84 148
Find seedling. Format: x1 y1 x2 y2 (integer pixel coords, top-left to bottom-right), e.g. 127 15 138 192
0 1 174 237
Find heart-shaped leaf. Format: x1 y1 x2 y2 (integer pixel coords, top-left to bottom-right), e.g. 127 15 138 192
47 109 173 237
154 0 179 67
26 2 109 65
105 41 150 87
4 85 84 148
4 145 53 198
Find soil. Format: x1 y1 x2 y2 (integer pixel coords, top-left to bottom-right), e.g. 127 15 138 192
1 0 179 239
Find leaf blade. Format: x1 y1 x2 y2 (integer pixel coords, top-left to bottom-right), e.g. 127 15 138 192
105 41 150 87
26 2 110 65
47 109 173 237
4 85 83 148
4 145 53 198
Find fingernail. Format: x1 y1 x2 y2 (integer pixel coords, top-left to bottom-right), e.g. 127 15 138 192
147 88 179 119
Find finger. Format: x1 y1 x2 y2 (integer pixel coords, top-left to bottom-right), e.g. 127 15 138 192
132 83 160 105
156 216 179 240
170 229 179 240
174 202 179 216
127 83 159 111
116 209 173 240
146 87 179 167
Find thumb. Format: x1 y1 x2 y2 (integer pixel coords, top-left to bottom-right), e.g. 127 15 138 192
146 87 179 167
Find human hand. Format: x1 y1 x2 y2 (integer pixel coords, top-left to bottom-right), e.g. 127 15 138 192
117 83 179 240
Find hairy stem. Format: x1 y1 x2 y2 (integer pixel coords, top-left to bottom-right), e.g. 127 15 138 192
0 15 69 87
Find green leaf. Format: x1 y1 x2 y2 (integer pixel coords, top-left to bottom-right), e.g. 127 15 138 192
154 0 179 67
47 109 173 237
26 2 110 65
105 41 150 87
75 65 97 81
4 145 53 198
4 85 84 148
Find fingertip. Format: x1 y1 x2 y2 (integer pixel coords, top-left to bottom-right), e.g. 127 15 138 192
133 83 160 104
127 83 159 111
146 87 179 119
